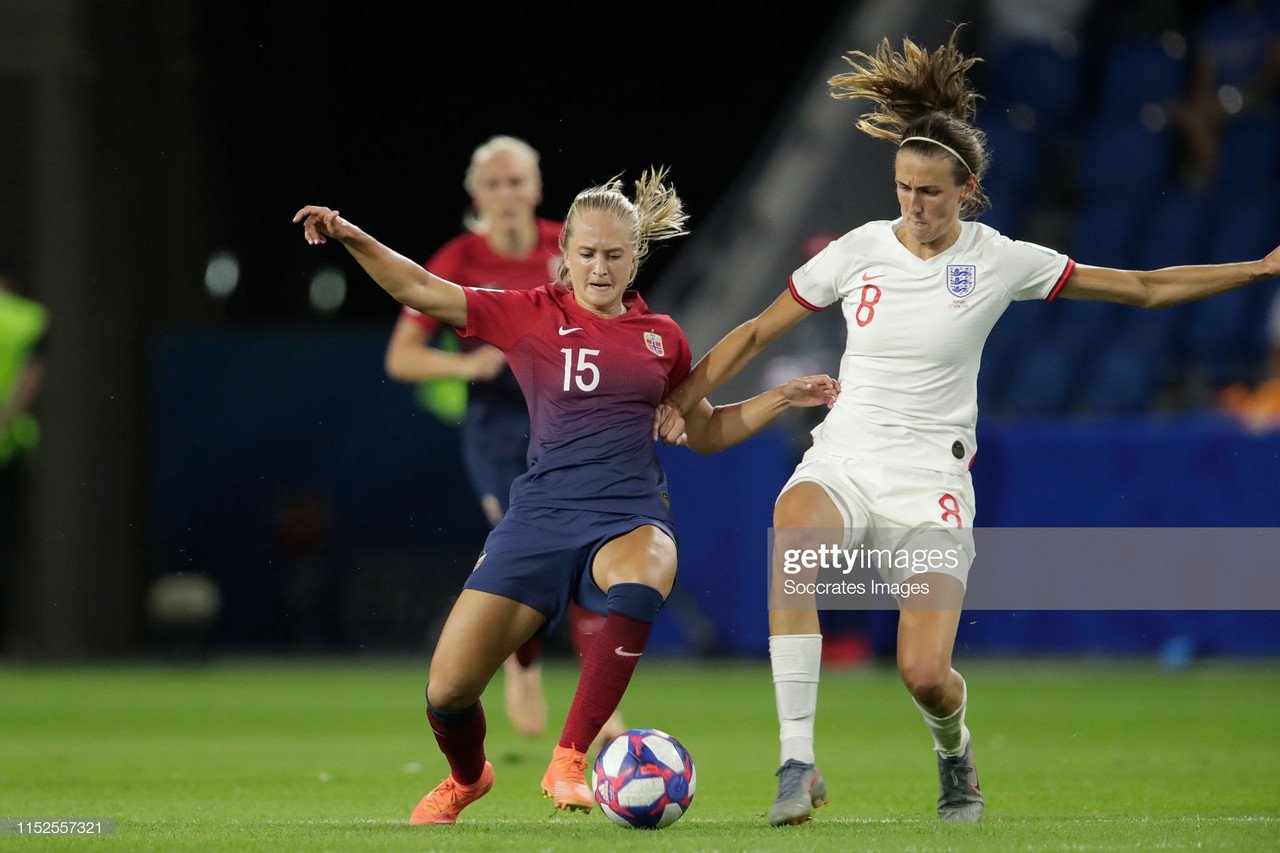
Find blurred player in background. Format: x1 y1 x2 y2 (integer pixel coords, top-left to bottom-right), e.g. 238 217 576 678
383 136 622 743
296 171 837 825
0 269 48 649
662 28 1280 827
1220 287 1280 428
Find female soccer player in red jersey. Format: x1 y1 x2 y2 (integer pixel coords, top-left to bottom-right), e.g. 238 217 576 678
295 169 838 825
659 29 1280 826
383 136 621 744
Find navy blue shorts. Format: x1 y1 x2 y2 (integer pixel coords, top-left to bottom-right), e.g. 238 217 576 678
462 408 529 513
463 504 676 634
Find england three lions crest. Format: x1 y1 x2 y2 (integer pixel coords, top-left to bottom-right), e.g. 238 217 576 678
643 331 665 356
946 264 976 298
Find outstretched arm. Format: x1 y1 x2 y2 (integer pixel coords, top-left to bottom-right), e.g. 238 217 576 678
1060 244 1280 307
666 289 813 413
294 205 468 328
675 374 839 455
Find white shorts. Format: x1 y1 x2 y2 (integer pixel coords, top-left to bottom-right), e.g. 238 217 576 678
779 452 977 587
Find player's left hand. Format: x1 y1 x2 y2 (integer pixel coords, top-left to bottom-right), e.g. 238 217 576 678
782 374 840 409
653 402 687 446
1260 242 1280 278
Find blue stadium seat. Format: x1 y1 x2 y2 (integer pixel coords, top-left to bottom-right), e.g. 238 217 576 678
1080 118 1172 204
1247 280 1280 354
1207 197 1275 263
1185 289 1255 384
1098 40 1186 120
980 300 1057 413
1217 116 1280 195
1179 197 1278 381
1004 341 1079 415
1120 306 1184 363
1085 341 1161 414
977 205 1023 241
979 114 1040 213
1139 190 1209 269
1053 298 1125 357
985 41 1081 133
1073 201 1141 269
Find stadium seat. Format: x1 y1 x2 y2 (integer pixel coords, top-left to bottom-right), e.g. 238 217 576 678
1085 341 1160 414
979 114 1040 213
1053 298 1125 359
1120 306 1184 363
1217 116 1280 195
1177 197 1277 381
984 41 1081 133
1185 289 1254 384
1004 340 1078 415
1098 40 1186 121
1207 196 1275 264
1072 201 1141 269
980 300 1056 413
1247 279 1280 354
1080 118 1172 204
1139 189 1209 269
977 205 1023 242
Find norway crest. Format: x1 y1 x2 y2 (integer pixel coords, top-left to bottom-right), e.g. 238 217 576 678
946 264 976 298
643 331 665 356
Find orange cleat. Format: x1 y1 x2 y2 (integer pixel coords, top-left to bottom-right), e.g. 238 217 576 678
541 745 594 811
409 761 495 825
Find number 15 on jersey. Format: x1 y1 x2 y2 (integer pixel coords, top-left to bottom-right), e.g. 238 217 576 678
561 348 601 392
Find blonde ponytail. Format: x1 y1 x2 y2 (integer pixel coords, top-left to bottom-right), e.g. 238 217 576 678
558 167 689 283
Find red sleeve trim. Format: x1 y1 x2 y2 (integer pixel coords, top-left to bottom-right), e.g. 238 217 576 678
1046 258 1076 302
788 276 826 312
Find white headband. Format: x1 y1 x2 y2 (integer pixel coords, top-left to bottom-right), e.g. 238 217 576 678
899 136 972 175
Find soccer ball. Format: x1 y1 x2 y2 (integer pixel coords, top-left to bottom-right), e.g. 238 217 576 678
592 728 695 829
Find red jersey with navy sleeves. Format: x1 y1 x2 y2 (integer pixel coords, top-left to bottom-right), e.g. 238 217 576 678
461 283 691 522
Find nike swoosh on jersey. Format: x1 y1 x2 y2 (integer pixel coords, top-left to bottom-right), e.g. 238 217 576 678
558 326 583 335
861 272 885 281
614 646 643 657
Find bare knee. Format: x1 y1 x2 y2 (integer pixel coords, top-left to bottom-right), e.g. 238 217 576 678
596 526 677 597
426 664 485 711
426 678 481 711
774 482 843 529
898 656 951 707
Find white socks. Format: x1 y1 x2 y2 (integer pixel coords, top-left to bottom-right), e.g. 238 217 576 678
914 679 970 757
770 634 822 766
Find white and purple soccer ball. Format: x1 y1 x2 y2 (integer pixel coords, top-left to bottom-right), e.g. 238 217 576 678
592 728 696 829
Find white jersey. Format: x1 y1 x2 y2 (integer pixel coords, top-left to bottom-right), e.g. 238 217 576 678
790 218 1074 474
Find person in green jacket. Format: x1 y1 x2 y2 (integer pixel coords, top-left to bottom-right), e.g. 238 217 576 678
0 269 48 643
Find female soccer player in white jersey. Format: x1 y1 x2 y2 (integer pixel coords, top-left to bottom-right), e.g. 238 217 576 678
295 171 837 826
662 30 1280 826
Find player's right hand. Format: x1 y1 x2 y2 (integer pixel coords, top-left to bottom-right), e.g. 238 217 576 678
652 401 687 446
293 205 354 245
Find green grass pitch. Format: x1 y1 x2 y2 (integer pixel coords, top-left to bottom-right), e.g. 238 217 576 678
2 658 1278 850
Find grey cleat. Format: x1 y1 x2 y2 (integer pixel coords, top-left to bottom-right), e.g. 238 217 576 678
768 758 828 826
936 740 984 822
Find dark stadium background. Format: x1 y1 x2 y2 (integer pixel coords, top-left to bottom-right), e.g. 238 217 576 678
199 1 848 319
1 0 1277 659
